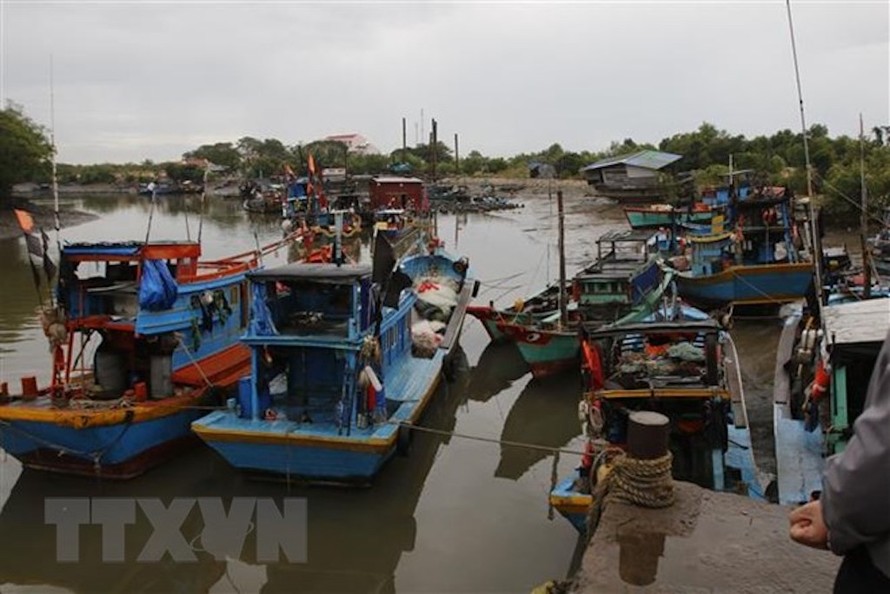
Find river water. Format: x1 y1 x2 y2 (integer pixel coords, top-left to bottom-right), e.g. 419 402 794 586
0 191 782 593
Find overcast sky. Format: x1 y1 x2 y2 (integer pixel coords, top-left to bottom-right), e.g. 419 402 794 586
1 0 887 164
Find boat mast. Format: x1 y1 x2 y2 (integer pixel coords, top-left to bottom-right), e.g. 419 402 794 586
49 55 60 244
557 189 567 328
860 113 871 298
785 0 823 305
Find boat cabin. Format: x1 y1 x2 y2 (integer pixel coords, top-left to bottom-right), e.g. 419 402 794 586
239 262 416 423
246 263 377 341
586 319 723 395
583 318 732 489
821 298 890 455
573 230 665 310
60 241 202 323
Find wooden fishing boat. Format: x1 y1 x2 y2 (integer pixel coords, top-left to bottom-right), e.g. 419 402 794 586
672 187 814 308
623 203 713 229
500 229 675 379
191 236 477 483
549 314 763 532
0 231 300 478
773 297 890 504
466 281 565 343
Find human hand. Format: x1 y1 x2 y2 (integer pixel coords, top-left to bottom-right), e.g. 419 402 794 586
789 500 829 550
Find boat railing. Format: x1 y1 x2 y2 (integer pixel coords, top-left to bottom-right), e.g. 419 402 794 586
592 386 730 400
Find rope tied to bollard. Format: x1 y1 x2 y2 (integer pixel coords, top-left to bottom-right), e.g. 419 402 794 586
586 449 675 538
609 452 675 508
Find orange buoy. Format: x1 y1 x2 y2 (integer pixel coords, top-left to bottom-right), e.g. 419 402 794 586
21 376 38 400
134 382 148 402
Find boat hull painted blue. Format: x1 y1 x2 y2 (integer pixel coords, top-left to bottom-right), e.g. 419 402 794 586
0 408 204 477
676 263 813 307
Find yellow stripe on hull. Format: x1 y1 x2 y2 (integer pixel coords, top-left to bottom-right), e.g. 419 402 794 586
193 370 443 454
0 395 205 429
681 262 812 288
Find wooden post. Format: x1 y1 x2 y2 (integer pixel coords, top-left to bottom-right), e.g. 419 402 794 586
557 190 567 328
626 410 670 460
430 118 438 183
402 117 407 163
454 133 460 175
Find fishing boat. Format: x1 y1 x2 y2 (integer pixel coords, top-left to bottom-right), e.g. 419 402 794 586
0 216 301 478
773 297 890 505
623 203 713 230
501 229 675 379
868 206 890 277
549 313 763 533
191 234 477 483
672 186 814 308
466 281 565 343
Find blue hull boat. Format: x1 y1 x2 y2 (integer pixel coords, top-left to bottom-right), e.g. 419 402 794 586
0 235 300 479
193 241 477 484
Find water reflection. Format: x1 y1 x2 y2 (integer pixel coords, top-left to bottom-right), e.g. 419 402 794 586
463 341 528 403
0 352 469 594
495 372 581 481
617 530 666 586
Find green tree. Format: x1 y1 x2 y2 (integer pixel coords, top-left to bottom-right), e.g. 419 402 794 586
183 142 241 170
0 102 53 203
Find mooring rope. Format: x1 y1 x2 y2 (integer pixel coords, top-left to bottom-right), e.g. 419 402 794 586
390 421 587 457
609 452 675 508
586 451 675 538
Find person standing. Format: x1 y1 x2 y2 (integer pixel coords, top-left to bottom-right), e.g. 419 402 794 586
789 330 890 592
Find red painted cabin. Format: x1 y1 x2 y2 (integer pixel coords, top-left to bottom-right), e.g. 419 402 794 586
369 176 425 211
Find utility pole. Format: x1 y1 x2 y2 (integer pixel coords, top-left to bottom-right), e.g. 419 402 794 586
454 133 460 175
402 117 407 163
430 118 439 183
557 190 567 328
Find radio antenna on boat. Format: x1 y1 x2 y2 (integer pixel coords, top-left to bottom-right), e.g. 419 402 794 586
785 0 813 199
49 54 60 243
785 0 823 305
860 113 871 297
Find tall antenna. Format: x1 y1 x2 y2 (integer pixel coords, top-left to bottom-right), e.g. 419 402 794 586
785 0 822 303
860 113 871 298
785 0 813 198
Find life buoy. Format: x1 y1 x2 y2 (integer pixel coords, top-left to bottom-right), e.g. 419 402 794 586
453 257 469 275
525 332 541 343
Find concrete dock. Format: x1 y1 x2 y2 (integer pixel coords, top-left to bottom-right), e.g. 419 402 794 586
571 482 840 593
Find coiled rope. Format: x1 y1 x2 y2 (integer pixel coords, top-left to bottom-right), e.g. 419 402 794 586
587 451 675 537
609 452 675 508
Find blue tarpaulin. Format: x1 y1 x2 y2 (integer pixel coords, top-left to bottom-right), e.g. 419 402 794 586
250 282 279 336
138 259 178 310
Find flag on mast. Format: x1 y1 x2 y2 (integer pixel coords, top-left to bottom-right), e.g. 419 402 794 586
14 209 49 292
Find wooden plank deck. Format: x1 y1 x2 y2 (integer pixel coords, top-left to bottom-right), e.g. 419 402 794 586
440 282 473 351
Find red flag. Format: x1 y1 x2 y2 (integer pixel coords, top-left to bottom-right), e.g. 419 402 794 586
14 209 34 233
307 154 317 176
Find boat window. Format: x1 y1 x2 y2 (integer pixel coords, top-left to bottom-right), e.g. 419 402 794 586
270 281 354 337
